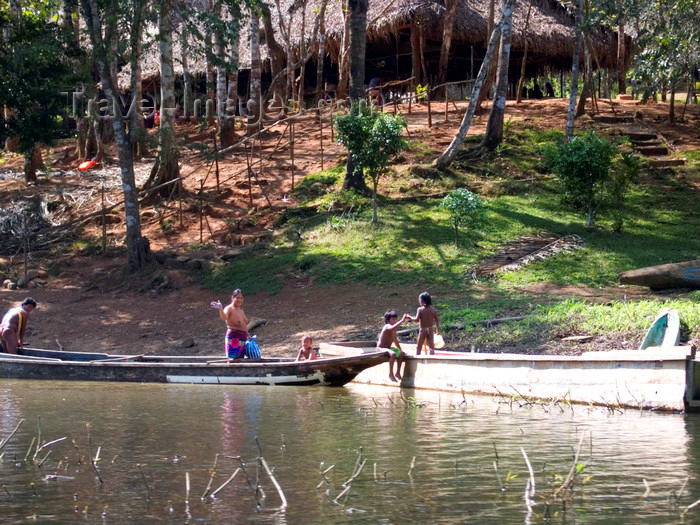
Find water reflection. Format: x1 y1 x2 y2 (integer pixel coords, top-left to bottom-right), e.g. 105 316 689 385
0 380 698 524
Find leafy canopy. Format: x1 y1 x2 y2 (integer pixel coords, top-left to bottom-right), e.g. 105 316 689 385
0 11 86 152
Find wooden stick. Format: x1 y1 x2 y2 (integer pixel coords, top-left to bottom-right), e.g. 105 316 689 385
0 419 24 451
342 459 366 487
521 447 536 510
211 468 240 497
261 457 287 508
201 453 220 500
408 456 416 477
137 464 151 501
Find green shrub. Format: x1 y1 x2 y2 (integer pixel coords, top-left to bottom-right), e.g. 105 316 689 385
542 131 616 227
440 188 486 246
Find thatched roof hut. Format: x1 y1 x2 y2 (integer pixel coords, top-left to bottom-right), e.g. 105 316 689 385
126 0 627 96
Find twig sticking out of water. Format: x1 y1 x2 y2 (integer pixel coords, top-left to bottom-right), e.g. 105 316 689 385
211 468 240 497
86 424 103 484
24 437 36 462
185 472 190 504
137 464 151 501
521 447 536 511
672 476 689 502
201 453 220 500
261 457 287 509
0 419 24 451
342 459 366 487
317 462 335 489
231 456 263 508
408 456 416 478
280 434 286 450
553 432 585 499
3 485 11 497
333 484 351 505
33 437 67 462
643 479 651 499
681 496 700 517
493 461 504 489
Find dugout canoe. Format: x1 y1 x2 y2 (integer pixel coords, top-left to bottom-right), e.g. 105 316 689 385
0 348 389 386
639 307 681 350
618 260 700 290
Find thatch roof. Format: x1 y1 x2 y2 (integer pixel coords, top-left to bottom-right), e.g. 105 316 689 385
124 0 625 89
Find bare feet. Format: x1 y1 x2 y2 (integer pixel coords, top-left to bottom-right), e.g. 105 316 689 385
429 350 435 355
389 374 397 382
395 373 402 381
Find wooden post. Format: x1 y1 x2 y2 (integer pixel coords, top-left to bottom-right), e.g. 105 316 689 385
212 130 220 193
445 84 449 122
427 84 432 128
290 121 295 190
178 177 183 229
101 185 107 254
408 81 413 114
319 109 324 171
330 104 335 142
199 180 203 244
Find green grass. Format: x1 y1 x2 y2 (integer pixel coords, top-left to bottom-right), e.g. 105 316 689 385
201 121 700 345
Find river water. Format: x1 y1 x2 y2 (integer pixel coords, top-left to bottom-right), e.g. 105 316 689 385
1 379 699 524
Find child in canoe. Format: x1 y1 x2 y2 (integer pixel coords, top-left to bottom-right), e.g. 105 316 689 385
405 291 440 355
296 334 317 361
377 310 408 382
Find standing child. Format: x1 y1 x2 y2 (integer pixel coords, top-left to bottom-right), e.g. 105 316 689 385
211 289 250 359
296 334 317 361
377 310 408 382
406 292 440 355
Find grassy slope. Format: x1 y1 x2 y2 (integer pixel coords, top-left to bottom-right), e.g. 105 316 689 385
203 123 700 352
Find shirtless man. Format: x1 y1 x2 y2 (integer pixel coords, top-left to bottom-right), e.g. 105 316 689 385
406 292 440 355
377 310 408 382
211 289 249 359
0 297 37 354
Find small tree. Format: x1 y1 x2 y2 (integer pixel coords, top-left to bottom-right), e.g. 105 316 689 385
607 150 640 233
0 13 85 181
440 188 486 246
335 106 407 222
543 131 616 227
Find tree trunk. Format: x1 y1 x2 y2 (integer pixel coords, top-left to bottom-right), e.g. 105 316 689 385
144 0 181 198
337 1 350 99
205 0 215 126
315 12 326 104
221 30 239 148
436 0 458 97
247 9 262 136
214 1 227 136
182 28 193 120
433 0 509 169
129 0 147 158
669 85 675 124
80 0 150 271
575 37 592 118
477 0 499 107
262 3 287 105
3 0 20 153
23 146 43 183
515 0 533 104
410 24 422 85
343 0 368 192
566 0 584 139
296 4 307 108
616 22 626 94
482 0 515 151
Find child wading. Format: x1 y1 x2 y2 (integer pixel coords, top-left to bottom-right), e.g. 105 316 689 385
376 310 408 382
406 292 440 355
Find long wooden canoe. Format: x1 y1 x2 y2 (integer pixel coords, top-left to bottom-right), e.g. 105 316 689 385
0 348 389 386
619 260 700 290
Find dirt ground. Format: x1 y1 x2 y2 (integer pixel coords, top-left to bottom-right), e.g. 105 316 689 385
1 97 698 358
